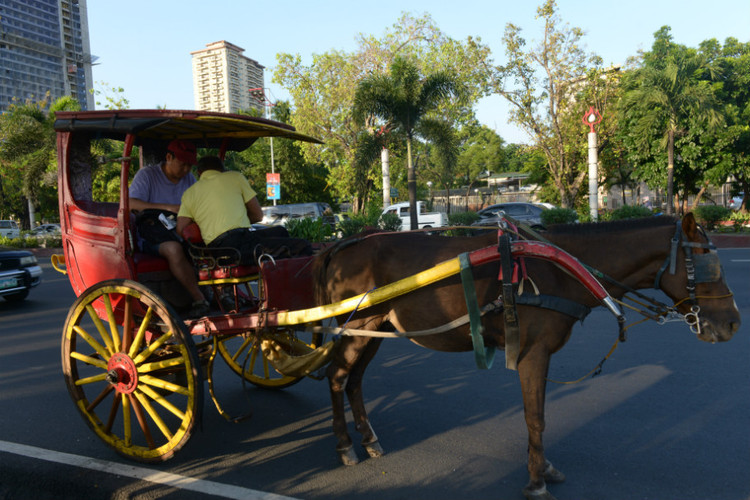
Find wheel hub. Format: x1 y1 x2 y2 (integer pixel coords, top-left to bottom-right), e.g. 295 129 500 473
106 352 138 393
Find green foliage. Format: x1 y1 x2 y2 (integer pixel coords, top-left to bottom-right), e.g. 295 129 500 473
0 235 36 248
378 212 403 232
541 207 578 226
608 205 655 220
729 211 750 232
448 211 479 226
337 215 368 238
284 217 333 243
693 205 731 230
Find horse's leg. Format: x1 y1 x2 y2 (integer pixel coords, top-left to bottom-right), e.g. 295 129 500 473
345 337 384 458
518 343 561 500
327 336 373 466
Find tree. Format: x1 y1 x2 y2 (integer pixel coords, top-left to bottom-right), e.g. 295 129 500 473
618 27 722 215
489 0 612 208
353 56 458 229
274 12 491 211
0 95 80 226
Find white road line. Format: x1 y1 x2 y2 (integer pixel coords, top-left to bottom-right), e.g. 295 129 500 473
730 259 750 262
0 440 298 500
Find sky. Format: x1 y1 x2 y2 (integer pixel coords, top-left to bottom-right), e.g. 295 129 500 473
85 0 749 145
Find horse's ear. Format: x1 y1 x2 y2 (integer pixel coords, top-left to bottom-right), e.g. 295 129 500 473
682 212 699 240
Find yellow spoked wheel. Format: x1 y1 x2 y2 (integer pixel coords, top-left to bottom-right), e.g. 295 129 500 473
217 330 322 389
61 279 202 462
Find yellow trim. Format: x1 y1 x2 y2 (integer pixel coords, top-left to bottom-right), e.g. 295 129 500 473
197 275 258 286
276 256 462 325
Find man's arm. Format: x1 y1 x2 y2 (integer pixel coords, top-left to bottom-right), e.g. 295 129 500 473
176 215 193 237
130 197 180 213
245 197 263 223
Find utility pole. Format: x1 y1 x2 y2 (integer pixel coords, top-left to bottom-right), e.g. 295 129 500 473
582 106 603 221
249 87 277 205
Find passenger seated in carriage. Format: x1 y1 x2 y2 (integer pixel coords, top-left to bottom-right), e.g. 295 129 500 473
129 139 210 317
175 155 312 266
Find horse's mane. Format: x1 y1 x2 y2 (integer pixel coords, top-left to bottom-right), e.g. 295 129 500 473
544 215 679 235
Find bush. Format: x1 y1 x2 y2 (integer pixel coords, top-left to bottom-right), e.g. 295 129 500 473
541 207 578 226
730 211 750 232
693 205 731 230
337 215 368 238
448 211 479 226
609 205 654 221
377 212 402 232
284 217 333 242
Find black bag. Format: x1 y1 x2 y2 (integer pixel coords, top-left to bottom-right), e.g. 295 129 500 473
135 209 180 246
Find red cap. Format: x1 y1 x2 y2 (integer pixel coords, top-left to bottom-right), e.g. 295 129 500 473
167 139 197 165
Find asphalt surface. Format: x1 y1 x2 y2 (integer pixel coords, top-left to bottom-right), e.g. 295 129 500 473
0 247 748 500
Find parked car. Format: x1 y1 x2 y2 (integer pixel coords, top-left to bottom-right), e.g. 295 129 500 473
24 223 61 238
261 202 335 227
471 202 550 229
0 249 42 302
0 220 20 239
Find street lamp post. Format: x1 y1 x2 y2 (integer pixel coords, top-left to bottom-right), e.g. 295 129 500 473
582 106 602 221
249 87 276 205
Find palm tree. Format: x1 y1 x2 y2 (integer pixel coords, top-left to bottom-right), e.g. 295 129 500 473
620 29 722 215
353 57 457 229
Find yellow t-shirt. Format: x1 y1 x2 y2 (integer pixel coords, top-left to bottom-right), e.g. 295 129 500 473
178 170 257 244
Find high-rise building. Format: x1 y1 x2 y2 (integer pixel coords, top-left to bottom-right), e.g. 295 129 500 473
0 0 95 112
191 41 264 114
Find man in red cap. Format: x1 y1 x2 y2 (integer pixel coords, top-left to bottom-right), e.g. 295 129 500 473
130 140 209 317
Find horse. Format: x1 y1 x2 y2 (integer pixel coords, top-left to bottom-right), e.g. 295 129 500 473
311 214 740 500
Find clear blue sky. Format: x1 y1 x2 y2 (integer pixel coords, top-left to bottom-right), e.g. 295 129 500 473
86 0 749 144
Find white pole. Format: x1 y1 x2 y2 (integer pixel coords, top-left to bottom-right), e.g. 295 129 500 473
588 131 598 220
381 147 390 209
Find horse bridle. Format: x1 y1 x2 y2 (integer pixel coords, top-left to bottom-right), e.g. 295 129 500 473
650 220 728 335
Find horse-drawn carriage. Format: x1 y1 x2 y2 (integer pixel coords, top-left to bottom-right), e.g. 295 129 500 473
54 109 740 500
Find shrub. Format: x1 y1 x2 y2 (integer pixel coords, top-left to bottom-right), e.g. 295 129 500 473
730 211 750 232
541 207 578 226
337 215 368 238
448 211 479 226
693 205 731 230
377 212 402 232
608 205 654 221
284 217 333 242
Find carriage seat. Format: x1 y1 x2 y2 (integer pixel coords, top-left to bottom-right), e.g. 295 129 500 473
181 222 260 281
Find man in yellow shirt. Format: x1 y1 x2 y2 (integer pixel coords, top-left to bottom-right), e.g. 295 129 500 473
176 156 311 265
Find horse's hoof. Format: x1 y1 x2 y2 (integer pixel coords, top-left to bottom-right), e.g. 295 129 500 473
338 445 360 466
522 484 557 500
543 461 566 483
363 440 385 458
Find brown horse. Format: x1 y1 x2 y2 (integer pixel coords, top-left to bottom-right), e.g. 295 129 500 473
311 214 740 500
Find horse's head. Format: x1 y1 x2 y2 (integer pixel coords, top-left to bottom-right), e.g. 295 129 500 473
657 213 740 343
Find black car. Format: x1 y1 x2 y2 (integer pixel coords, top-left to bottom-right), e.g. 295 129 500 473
472 202 550 229
0 249 42 302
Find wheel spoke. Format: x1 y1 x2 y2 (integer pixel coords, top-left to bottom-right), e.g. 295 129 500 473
132 330 173 365
137 385 187 420
75 373 108 386
128 307 154 358
103 294 121 353
139 374 190 396
128 394 156 449
85 385 114 413
121 296 133 353
133 391 173 441
69 348 108 370
137 356 188 374
230 337 252 363
122 393 132 446
105 393 121 434
84 305 115 356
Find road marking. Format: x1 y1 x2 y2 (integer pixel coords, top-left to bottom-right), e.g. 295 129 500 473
0 440 298 500
730 259 750 262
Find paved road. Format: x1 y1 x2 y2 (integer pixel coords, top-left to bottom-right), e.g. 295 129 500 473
0 250 748 500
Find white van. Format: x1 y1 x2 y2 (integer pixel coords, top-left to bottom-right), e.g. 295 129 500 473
0 220 20 239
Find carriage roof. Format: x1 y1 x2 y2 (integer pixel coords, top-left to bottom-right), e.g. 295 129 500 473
53 109 323 151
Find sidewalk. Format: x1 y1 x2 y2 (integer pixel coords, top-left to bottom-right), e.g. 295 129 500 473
708 233 750 248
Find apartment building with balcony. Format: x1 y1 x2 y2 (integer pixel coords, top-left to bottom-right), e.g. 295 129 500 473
0 0 94 112
191 40 264 114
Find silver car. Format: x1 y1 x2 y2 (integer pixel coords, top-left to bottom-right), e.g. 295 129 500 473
472 202 549 229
